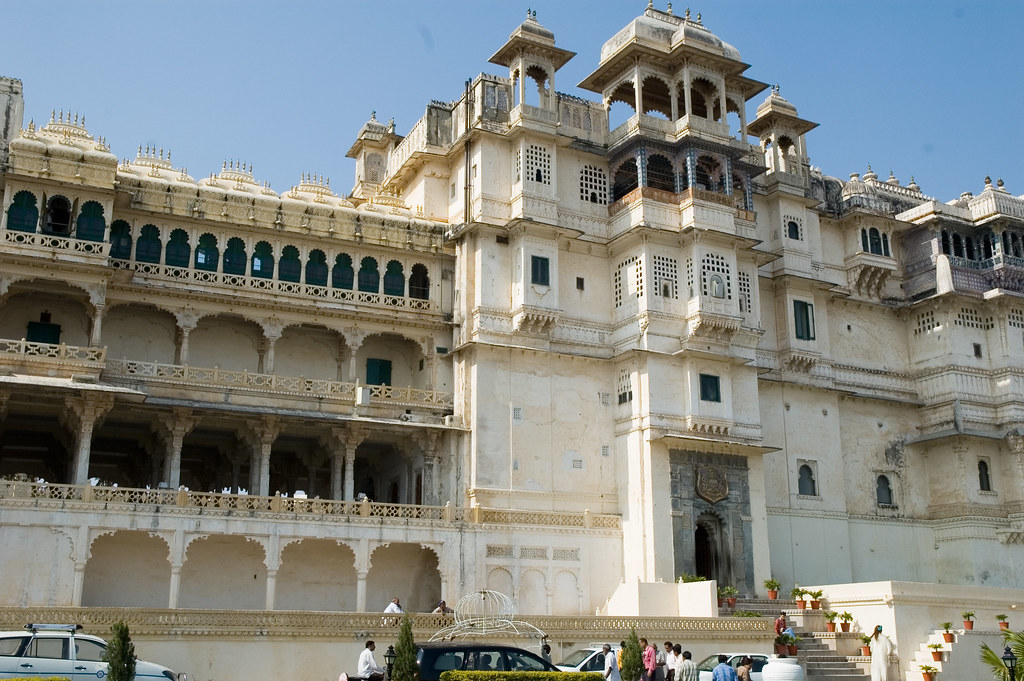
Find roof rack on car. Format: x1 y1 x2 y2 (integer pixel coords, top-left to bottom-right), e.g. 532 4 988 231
24 624 83 633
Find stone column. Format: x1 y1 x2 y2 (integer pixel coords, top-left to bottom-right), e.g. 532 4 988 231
718 77 727 124
71 562 86 606
415 430 441 506
243 416 280 497
682 65 692 118
174 308 199 365
633 63 643 117
323 425 366 501
64 395 114 485
669 82 679 121
355 570 368 612
156 408 198 489
686 149 697 190
265 569 278 610
168 564 182 609
259 322 282 374
345 330 365 383
89 305 105 347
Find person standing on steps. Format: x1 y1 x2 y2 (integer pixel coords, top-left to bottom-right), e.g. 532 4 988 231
869 624 893 681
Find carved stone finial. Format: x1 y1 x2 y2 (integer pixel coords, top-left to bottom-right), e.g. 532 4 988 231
370 110 376 120
667 2 673 13
985 175 992 188
685 7 690 18
696 12 701 22
998 178 1005 188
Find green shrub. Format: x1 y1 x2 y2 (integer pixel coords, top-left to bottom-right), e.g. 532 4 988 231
392 614 417 681
733 610 763 617
102 621 135 681
620 628 643 681
677 573 706 582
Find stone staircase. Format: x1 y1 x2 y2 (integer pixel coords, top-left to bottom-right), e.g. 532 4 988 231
796 632 869 680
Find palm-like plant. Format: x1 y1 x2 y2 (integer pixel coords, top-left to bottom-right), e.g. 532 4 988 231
980 629 1024 681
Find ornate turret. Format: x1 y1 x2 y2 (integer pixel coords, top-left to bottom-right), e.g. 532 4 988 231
747 85 817 187
346 111 399 200
489 10 575 113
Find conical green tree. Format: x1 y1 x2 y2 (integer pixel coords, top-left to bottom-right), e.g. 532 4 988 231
391 614 417 681
102 621 136 681
620 628 643 681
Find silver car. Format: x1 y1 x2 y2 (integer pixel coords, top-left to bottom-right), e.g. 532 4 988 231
696 653 768 681
0 624 185 681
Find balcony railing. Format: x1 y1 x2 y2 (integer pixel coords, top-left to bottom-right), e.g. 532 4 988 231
0 338 106 363
103 359 454 410
2 228 110 256
122 261 437 312
0 481 621 530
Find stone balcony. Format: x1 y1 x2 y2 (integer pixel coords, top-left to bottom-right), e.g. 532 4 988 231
0 337 107 379
608 185 752 236
844 250 897 298
102 358 454 419
1 228 110 263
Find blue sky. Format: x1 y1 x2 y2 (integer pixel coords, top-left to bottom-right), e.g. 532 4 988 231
4 1 1021 203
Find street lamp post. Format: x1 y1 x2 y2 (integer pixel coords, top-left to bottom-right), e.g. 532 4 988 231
1002 646 1017 681
384 645 397 680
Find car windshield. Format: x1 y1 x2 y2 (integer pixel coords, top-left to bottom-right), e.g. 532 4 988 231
558 650 595 667
696 655 718 672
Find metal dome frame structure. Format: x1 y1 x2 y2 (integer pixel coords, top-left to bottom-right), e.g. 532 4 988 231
428 590 547 643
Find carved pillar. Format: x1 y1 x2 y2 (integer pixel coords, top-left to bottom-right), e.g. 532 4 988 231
71 562 87 606
415 430 442 506
89 305 105 347
64 395 115 484
682 65 692 118
355 569 368 612
633 62 643 117
168 564 182 609
718 77 727 124
155 408 199 489
243 416 280 496
428 354 439 391
669 82 679 121
259 320 283 374
323 425 366 501
265 569 278 610
345 330 366 383
174 308 199 365
686 149 697 190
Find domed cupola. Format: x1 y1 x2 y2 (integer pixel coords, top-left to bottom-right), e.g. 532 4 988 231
747 85 817 185
489 10 575 115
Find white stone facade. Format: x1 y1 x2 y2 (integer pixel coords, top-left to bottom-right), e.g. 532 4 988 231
2 5 1024 626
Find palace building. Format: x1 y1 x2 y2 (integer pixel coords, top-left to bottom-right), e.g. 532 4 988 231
3 4 1024 623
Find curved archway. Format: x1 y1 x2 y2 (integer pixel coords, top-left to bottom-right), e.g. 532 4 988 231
7 190 39 232
82 531 170 607
76 201 105 242
180 535 267 609
518 568 547 615
612 159 639 201
274 323 344 380
641 76 671 119
43 196 72 236
276 539 357 611
551 570 579 615
646 154 675 192
189 314 263 371
608 80 636 130
694 511 728 585
0 288 92 347
103 303 178 364
366 543 441 613
486 567 514 599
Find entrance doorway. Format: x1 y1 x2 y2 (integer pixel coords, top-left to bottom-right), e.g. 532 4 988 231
694 512 728 585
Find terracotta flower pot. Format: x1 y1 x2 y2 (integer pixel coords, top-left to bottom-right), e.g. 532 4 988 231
1000 621 1010 631
787 644 799 656
718 598 724 607
825 623 836 633
840 623 851 632
797 600 807 610
942 633 954 643
775 644 788 655
963 620 974 630
860 646 871 656
767 590 779 600
922 673 933 681
810 600 821 610
931 651 942 661
727 597 737 607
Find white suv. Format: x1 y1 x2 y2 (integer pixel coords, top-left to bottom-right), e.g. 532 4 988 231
0 624 185 681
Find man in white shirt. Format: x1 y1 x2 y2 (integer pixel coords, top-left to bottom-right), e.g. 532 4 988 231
603 644 620 681
358 641 385 681
384 597 403 613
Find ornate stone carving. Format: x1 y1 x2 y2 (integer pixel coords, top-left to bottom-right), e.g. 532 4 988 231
695 464 729 504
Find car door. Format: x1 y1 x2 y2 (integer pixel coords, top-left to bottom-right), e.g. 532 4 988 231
501 649 549 672
749 655 768 681
0 636 31 679
71 637 109 681
18 635 75 679
583 652 606 673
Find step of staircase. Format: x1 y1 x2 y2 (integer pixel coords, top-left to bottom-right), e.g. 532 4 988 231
794 629 870 680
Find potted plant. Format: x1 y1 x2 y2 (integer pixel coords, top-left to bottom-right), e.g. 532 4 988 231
807 589 824 610
719 585 739 608
919 664 938 681
774 635 788 656
928 643 944 661
785 633 799 656
791 587 807 609
839 611 854 633
997 614 1009 631
940 622 954 643
961 611 975 631
764 578 781 600
823 610 838 633
859 634 872 656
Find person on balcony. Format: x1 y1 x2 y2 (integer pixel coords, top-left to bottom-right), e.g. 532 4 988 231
384 596 403 613
432 600 452 614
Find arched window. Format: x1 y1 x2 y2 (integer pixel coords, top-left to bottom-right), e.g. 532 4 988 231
135 224 162 263
868 228 883 255
882 233 891 257
165 229 190 267
876 475 893 506
965 236 976 260
382 260 404 296
709 274 725 298
358 257 379 292
279 245 301 283
787 221 801 240
332 253 354 289
797 465 816 496
75 201 105 241
983 232 994 259
43 196 72 235
223 237 246 275
952 233 964 258
251 241 274 278
646 154 674 192
109 220 132 259
6 190 38 232
978 460 991 492
612 159 638 201
194 233 219 271
305 249 328 286
409 263 430 300
861 229 870 252
940 230 951 255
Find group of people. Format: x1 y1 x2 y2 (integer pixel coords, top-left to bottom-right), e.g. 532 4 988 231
606 639 699 681
382 596 454 614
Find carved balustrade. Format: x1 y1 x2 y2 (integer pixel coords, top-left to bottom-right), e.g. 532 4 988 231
2 229 110 256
